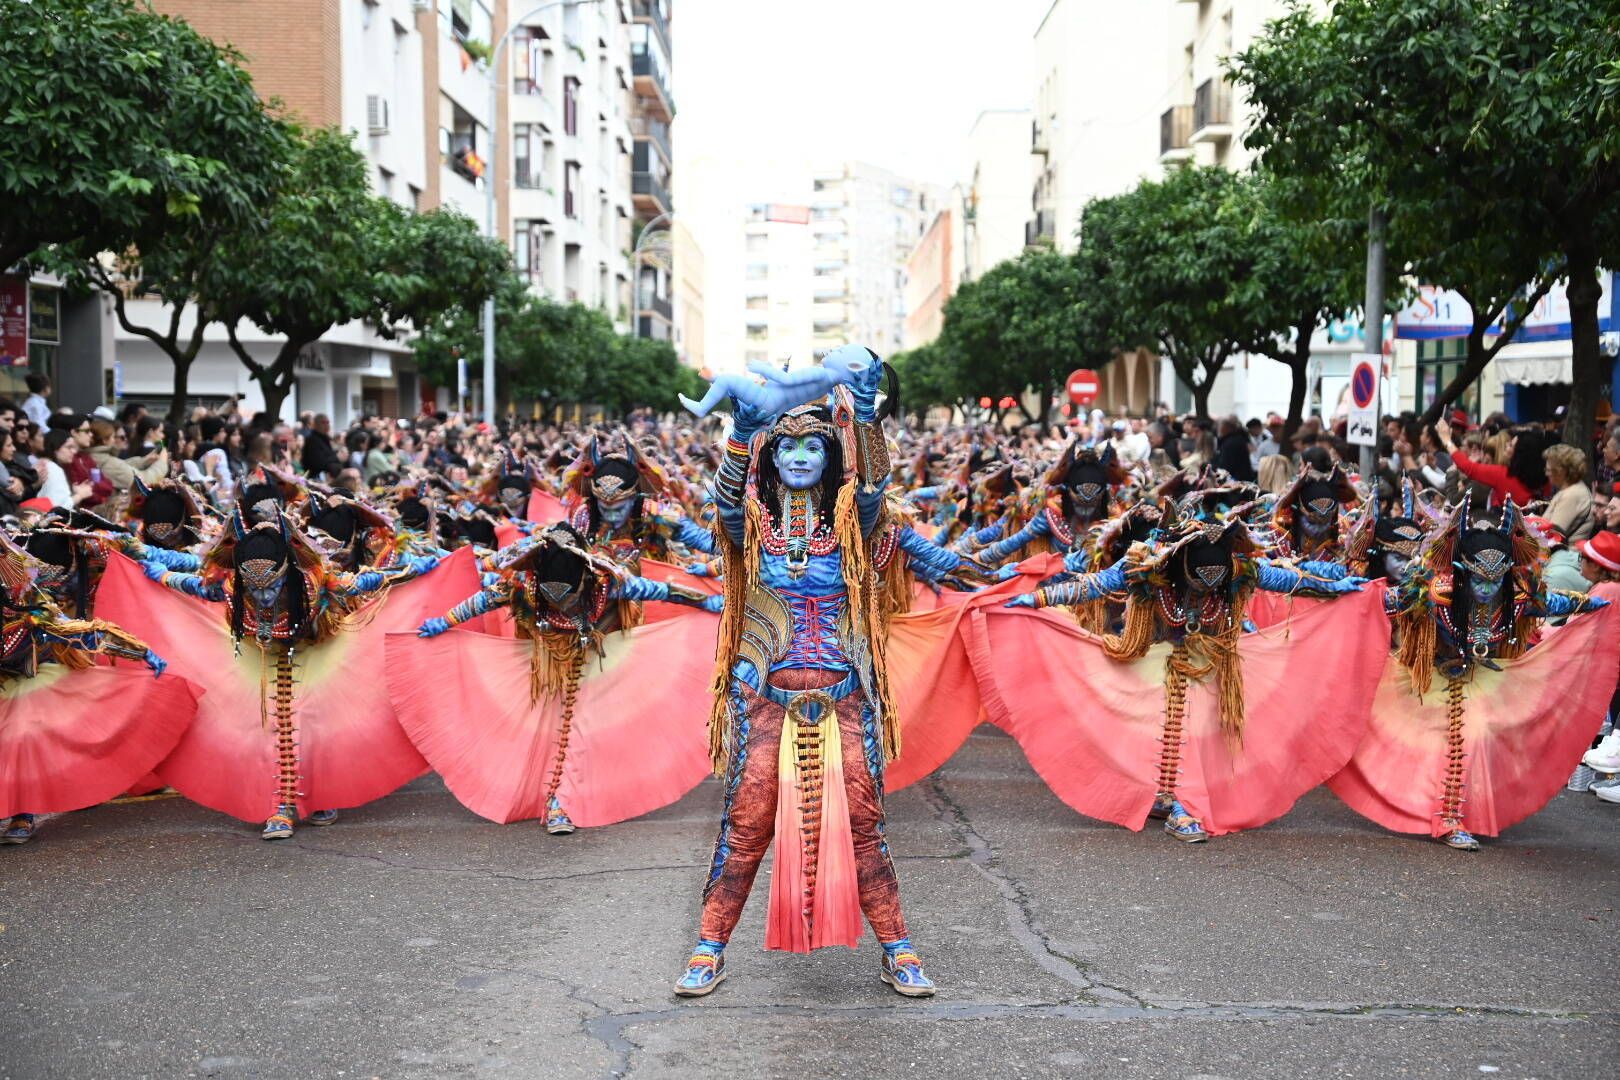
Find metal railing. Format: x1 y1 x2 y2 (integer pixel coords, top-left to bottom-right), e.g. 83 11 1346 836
631 115 671 163
632 170 671 212
1160 105 1192 155
632 0 672 58
631 50 675 114
1193 77 1232 134
1024 210 1054 247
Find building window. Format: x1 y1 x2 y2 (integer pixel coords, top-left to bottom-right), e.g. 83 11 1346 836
514 224 532 273
1414 338 1481 419
563 76 580 136
514 126 536 188
377 166 393 199
564 161 581 218
512 25 549 96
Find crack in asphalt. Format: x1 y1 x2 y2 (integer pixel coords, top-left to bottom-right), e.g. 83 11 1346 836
922 774 1148 1007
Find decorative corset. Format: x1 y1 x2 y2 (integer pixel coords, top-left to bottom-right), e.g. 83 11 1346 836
777 589 851 671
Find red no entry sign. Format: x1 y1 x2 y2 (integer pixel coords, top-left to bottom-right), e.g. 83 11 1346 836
1350 360 1378 410
1067 368 1099 406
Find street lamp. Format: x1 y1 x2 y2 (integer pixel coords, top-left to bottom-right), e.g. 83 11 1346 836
481 0 604 425
630 209 671 339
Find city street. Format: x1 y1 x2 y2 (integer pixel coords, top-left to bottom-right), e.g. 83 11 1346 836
3 726 1615 1080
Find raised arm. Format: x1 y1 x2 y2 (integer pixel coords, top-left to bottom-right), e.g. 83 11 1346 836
896 525 963 584
418 578 516 637
974 514 1052 570
1006 558 1130 608
1256 559 1364 596
141 561 225 601
713 399 771 548
36 611 166 676
849 361 889 537
1534 588 1608 618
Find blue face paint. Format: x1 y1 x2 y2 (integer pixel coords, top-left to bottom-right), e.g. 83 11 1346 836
249 579 284 612
1469 576 1502 606
774 435 828 491
598 495 635 529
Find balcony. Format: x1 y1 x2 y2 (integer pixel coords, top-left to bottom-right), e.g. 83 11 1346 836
632 0 672 59
632 170 671 215
448 135 485 182
637 290 673 321
1031 118 1049 157
631 115 671 164
1159 105 1193 163
632 50 674 122
1192 78 1233 143
1024 210 1054 248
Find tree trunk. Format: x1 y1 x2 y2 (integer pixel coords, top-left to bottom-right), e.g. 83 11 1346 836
1191 378 1213 421
253 340 304 424
168 356 194 427
1282 316 1315 444
1562 235 1602 461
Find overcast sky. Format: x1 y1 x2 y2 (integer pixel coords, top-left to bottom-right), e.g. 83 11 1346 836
672 0 1050 193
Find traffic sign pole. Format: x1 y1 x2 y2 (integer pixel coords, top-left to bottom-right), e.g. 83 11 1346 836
1358 207 1387 477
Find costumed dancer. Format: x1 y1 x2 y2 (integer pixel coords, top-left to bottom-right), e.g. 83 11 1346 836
394 522 722 834
998 518 1382 842
0 535 189 845
562 438 716 569
1329 502 1617 850
94 509 457 840
970 443 1125 578
674 345 939 1000
1270 463 1359 562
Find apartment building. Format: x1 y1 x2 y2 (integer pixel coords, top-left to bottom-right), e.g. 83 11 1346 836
628 0 676 341
671 220 706 371
962 109 1032 282
903 204 958 350
1028 0 1177 253
504 0 635 322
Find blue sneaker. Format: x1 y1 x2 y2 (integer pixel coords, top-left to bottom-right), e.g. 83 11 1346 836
1148 792 1175 820
1163 801 1207 843
2 813 37 844
307 809 338 827
880 945 937 998
545 797 576 836
261 805 295 841
673 946 725 997
1442 828 1480 851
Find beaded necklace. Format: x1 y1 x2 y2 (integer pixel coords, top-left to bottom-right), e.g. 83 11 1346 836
762 488 836 575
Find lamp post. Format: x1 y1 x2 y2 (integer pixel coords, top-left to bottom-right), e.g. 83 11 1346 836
482 0 604 424
630 209 671 339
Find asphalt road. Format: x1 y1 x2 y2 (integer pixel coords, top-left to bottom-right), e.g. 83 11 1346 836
2 727 1616 1080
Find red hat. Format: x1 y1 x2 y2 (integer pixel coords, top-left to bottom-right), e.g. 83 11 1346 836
1449 407 1470 428
18 498 50 514
1524 515 1563 546
1580 531 1620 573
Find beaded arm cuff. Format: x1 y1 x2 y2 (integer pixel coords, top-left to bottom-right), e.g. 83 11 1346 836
445 582 511 626
977 514 1050 568
1537 588 1605 617
1035 559 1129 607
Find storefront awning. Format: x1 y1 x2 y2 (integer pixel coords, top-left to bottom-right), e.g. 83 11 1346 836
1496 354 1572 385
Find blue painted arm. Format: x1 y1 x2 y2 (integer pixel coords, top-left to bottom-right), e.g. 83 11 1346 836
670 513 718 555
420 582 513 636
1257 561 1362 595
897 526 962 582
909 484 943 503
1013 559 1128 608
976 514 1050 568
1536 589 1607 617
123 539 201 572
857 481 887 538
1298 559 1348 581
1062 545 1093 574
142 561 224 601
615 575 669 603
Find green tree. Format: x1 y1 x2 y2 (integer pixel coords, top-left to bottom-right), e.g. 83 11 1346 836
219 128 507 420
0 0 280 269
1075 167 1277 420
1234 0 1620 451
937 249 1095 424
889 340 967 422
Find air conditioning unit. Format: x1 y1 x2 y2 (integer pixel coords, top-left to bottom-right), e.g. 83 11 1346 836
410 0 432 12
367 95 390 135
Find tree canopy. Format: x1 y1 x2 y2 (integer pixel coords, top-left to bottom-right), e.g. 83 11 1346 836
0 0 283 269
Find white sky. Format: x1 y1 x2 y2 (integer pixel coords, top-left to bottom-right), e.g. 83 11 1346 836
672 0 1050 191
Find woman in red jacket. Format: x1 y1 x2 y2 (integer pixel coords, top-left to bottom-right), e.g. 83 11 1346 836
1434 418 1550 508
